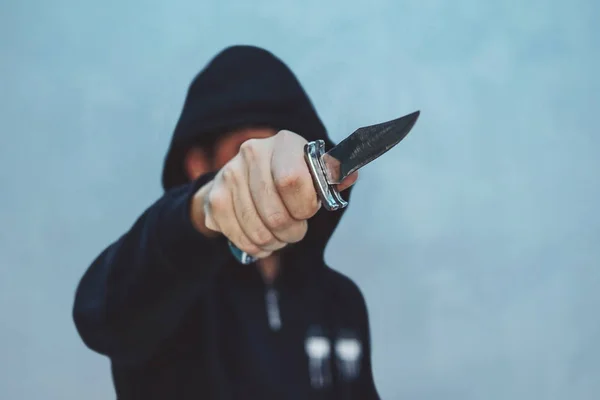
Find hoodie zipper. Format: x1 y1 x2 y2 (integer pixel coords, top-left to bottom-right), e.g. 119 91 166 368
265 285 282 331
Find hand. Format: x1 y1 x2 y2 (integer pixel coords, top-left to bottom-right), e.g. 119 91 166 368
191 130 358 259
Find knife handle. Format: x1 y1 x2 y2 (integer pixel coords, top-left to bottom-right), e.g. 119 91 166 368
229 140 348 264
304 139 348 212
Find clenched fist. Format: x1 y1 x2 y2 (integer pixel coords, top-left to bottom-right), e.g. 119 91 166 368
191 130 358 259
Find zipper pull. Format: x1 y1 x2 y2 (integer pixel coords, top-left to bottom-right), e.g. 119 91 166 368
265 287 282 331
305 327 332 389
335 329 363 382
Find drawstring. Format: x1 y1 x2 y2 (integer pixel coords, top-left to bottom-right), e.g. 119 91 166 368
264 284 282 331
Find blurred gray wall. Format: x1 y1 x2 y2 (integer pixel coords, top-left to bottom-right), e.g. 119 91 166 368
1 0 598 399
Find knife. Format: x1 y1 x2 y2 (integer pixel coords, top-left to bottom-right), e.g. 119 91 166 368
229 110 421 264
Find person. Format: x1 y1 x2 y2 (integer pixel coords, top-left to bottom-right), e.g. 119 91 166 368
73 45 380 399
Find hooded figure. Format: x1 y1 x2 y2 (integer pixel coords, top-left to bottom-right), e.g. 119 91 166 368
73 45 380 399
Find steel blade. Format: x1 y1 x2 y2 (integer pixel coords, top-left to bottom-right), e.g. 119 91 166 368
321 110 420 184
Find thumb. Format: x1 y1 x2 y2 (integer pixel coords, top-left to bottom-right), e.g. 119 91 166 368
336 171 359 192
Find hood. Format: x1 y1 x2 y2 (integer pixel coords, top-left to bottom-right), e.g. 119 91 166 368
162 45 353 262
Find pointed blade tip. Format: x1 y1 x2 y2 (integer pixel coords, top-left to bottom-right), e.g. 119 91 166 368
393 109 420 131
404 110 420 129
393 110 420 126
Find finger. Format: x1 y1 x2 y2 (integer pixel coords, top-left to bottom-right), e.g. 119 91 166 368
271 131 320 220
336 171 359 192
206 172 271 258
227 156 285 252
241 138 308 244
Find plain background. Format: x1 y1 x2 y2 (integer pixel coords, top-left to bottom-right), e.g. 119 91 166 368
1 0 599 399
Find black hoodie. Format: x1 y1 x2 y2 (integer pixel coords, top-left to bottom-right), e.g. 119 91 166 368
73 45 380 400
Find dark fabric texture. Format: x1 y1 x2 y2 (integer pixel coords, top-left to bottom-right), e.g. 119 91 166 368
73 45 380 399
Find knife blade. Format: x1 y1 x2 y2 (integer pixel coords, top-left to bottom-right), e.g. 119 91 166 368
230 110 421 264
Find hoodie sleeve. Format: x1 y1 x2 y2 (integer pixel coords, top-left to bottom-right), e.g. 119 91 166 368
72 172 223 368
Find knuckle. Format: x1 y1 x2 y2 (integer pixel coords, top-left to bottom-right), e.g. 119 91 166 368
275 129 307 148
265 211 290 231
238 236 261 255
276 129 298 142
291 192 319 220
239 139 259 162
276 129 291 140
274 170 303 192
250 228 275 247
238 204 255 223
221 165 240 185
288 221 308 243
297 219 309 234
207 188 229 213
